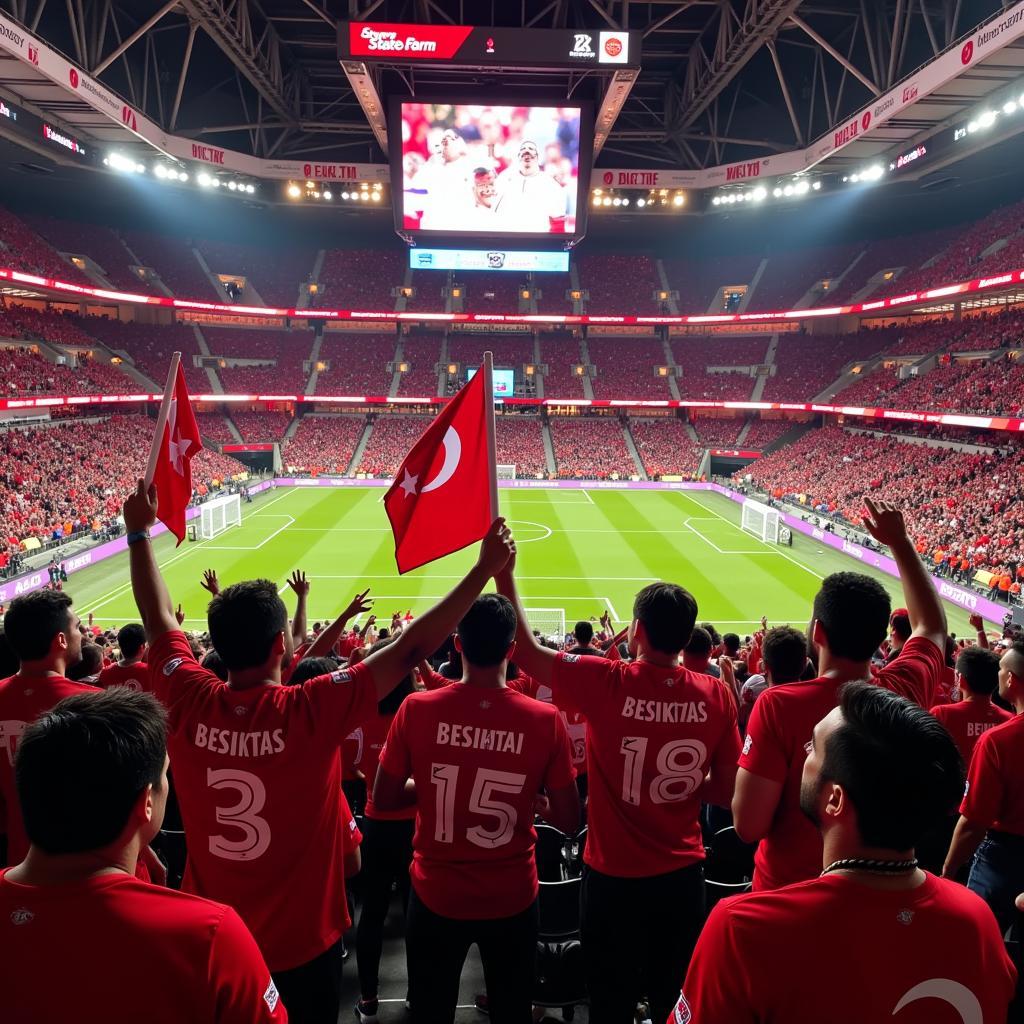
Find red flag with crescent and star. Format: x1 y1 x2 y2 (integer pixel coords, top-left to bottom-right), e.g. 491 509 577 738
151 361 202 545
384 366 493 574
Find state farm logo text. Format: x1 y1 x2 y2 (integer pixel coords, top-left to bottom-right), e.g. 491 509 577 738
359 27 437 53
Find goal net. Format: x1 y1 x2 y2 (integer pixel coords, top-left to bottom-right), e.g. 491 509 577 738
741 498 781 544
523 607 566 644
497 464 517 480
200 493 242 540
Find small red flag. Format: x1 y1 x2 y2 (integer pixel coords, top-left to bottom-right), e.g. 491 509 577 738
150 362 202 545
385 366 493 573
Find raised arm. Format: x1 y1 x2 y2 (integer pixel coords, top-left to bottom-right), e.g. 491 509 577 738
968 613 990 649
494 552 558 686
124 480 179 642
362 519 514 698
863 497 947 650
303 590 372 661
286 570 310 648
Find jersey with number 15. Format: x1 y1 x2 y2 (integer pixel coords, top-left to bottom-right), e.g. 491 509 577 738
148 631 377 973
550 653 741 878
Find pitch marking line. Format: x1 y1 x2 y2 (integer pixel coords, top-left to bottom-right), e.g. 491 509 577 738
682 494 824 581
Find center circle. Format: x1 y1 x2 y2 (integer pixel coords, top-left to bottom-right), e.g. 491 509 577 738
504 519 553 544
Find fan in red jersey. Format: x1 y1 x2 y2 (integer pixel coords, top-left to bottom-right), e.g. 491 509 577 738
97 623 149 692
373 592 579 1024
124 477 514 1024
669 683 1015 1024
1 688 285 1023
732 498 947 893
497 559 740 1024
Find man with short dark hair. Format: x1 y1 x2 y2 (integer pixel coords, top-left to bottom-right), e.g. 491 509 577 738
739 626 808 728
682 626 721 678
98 623 149 691
733 499 947 892
567 619 597 656
125 478 515 1024
373 592 578 1024
671 683 1015 1023
0 589 92 865
930 647 1010 766
496 568 740 1024
2 688 285 1023
943 640 1024 934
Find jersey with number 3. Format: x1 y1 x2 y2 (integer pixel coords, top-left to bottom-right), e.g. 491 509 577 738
148 631 376 972
379 684 575 919
551 653 740 878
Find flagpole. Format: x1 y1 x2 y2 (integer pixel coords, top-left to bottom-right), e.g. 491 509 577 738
482 351 499 520
144 351 182 488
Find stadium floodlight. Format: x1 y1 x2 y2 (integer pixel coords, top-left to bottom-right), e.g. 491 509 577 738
371 191 381 201
812 180 822 190
794 180 809 195
211 178 220 187
227 181 237 190
752 186 767 201
979 110 997 128
636 197 646 208
773 186 783 197
323 190 332 200
967 120 979 133
612 197 622 206
711 196 720 206
863 165 884 181
198 172 212 187
783 184 794 196
287 183 301 198
673 193 685 206
1004 100 1018 115
602 197 612 206
621 198 630 206
154 165 168 179
850 173 861 183
360 191 369 200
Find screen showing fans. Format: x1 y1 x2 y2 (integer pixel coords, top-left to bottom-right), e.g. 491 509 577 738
467 367 515 397
398 102 582 235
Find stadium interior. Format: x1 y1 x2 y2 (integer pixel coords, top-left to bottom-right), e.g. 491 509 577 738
3 0 1024 1021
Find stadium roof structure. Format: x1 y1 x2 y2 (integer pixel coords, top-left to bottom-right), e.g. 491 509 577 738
0 0 1022 193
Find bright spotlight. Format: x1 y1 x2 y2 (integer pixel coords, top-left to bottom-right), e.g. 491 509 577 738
863 165 884 181
621 197 630 206
306 180 315 189
783 184 794 196
812 180 822 190
323 190 332 200
850 174 860 183
712 196 721 206
602 197 612 206
752 186 767 201
967 120 978 133
154 165 168 179
198 172 211 187
795 180 809 195
979 110 997 128
135 163 145 174
360 191 369 200
612 197 622 206
636 198 645 208
371 191 381 202
179 173 189 183
673 193 685 206
287 183 301 198
245 184 254 194
227 181 237 190
773 187 783 197
211 178 220 187
1004 100 1018 115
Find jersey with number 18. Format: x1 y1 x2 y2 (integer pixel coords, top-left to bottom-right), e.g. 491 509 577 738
148 631 377 972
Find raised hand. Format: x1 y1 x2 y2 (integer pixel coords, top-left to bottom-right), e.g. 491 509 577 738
175 603 185 625
343 589 373 620
287 570 309 597
862 497 910 549
969 613 984 631
478 518 515 577
200 569 220 596
123 478 158 533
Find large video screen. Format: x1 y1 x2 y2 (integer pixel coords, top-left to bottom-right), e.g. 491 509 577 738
467 367 515 398
397 102 583 236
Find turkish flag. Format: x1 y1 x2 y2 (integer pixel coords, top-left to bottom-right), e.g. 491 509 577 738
384 366 493 573
150 361 202 545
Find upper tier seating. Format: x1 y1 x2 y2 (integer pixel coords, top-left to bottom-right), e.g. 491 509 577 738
0 207 92 285
312 249 403 309
231 411 293 441
539 334 585 398
197 240 315 307
395 334 441 397
315 332 396 396
588 336 673 399
119 231 220 300
577 255 662 315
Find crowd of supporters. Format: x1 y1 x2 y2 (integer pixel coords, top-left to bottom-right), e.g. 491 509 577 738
283 416 366 475
358 416 433 477
1 345 131 396
0 415 245 559
588 336 672 399
745 425 1024 594
231 411 293 442
315 333 397 396
550 416 636 478
630 418 703 478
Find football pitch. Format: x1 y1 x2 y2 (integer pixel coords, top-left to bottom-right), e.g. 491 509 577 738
67 485 977 639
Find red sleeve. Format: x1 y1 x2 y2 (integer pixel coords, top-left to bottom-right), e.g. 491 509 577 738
544 711 577 791
737 688 787 783
302 661 378 746
746 633 763 676
710 687 742 781
147 631 219 725
960 732 1004 826
508 673 540 699
673 901 755 1023
421 668 452 692
550 653 616 718
208 906 288 1022
874 635 944 708
378 700 412 782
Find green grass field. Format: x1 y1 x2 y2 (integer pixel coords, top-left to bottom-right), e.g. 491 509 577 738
65 486 977 641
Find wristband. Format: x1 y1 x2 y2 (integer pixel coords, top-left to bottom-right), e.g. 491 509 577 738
126 530 150 546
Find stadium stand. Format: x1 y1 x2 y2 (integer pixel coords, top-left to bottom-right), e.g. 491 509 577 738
662 253 763 313
550 416 635 478
26 215 160 295
0 346 132 395
230 411 293 441
119 230 220 300
4 305 103 348
752 243 860 310
494 415 547 478
312 249 403 309
741 417 796 449
315 332 397 395
358 415 432 476
538 332 585 398
631 418 703 478
282 415 366 475
196 240 314 307
690 416 744 446
0 206 92 285
588 336 672 399
459 272 522 312
395 334 441 397
534 272 573 314
762 330 888 402
193 412 236 444
0 415 244 555
577 254 662 314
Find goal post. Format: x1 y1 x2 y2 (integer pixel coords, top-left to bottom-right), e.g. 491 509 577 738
523 607 566 643
496 464 517 480
199 493 242 540
740 498 781 544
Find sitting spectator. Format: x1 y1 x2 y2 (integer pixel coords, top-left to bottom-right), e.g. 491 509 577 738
1 688 285 1022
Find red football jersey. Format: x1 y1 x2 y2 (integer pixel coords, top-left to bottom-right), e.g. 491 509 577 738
362 712 415 822
0 673 100 863
147 631 376 971
0 870 286 1023
961 713 1024 835
97 661 149 692
929 700 1012 768
549 653 740 878
739 637 944 891
379 683 575 920
670 873 1015 1024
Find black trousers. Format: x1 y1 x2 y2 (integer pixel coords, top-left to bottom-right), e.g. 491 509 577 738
356 816 414 999
406 888 538 1024
271 937 345 1024
581 862 705 1024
